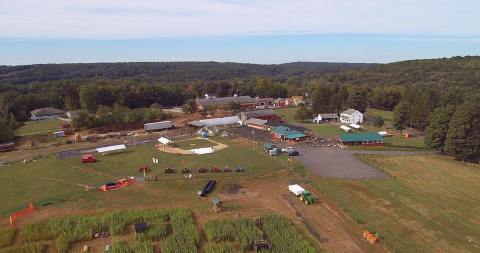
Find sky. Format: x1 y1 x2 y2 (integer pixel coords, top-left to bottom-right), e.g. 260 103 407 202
1 0 479 65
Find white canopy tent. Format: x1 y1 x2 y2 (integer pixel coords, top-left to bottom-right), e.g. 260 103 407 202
340 125 352 132
349 123 362 129
96 144 126 154
158 137 172 145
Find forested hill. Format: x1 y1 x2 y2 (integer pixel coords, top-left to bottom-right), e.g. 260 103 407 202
0 61 375 84
323 56 480 87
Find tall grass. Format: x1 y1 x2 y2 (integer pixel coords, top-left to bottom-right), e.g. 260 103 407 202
204 218 262 251
261 214 316 253
0 243 45 253
0 228 14 248
204 242 237 253
19 208 193 253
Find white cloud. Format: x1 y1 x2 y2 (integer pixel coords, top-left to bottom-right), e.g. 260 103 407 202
0 0 479 39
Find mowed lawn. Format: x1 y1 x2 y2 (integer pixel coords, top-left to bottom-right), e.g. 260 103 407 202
310 155 480 252
0 138 287 215
365 108 393 124
15 119 64 137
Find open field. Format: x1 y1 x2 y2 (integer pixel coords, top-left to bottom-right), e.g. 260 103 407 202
15 119 64 137
0 136 376 252
310 155 480 252
364 108 393 124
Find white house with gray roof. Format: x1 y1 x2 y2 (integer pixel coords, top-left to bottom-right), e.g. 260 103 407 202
340 108 363 124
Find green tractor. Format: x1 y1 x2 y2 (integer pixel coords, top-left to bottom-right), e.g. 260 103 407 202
299 191 315 205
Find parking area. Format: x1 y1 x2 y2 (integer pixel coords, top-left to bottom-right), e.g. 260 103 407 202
293 146 388 179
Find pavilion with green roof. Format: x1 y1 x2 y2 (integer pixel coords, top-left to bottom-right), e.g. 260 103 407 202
339 132 384 146
271 125 306 141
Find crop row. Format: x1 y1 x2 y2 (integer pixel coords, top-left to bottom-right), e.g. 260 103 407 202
204 218 262 251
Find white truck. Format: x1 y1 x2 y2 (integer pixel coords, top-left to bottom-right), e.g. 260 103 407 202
144 121 174 131
288 184 306 196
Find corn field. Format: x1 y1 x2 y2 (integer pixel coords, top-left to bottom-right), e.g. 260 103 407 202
204 242 237 253
260 214 316 253
0 228 14 248
204 218 262 251
0 243 45 253
17 208 197 253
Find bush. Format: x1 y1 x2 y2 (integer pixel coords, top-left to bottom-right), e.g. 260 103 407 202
0 228 14 248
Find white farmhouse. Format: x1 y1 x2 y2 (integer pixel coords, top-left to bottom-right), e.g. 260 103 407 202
340 108 363 124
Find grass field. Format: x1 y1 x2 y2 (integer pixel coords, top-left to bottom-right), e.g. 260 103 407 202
0 137 287 215
365 108 393 124
174 139 216 150
310 155 480 252
15 119 63 137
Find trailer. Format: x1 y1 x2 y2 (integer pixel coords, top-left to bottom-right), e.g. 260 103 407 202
288 184 305 196
144 121 174 131
199 180 216 197
288 184 315 205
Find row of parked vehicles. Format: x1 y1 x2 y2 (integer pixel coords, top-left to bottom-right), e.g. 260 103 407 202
264 143 299 156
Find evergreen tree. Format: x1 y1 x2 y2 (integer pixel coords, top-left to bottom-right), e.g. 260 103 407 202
392 101 411 130
424 105 455 151
346 87 367 113
294 106 313 122
444 102 480 162
0 119 15 143
311 84 333 114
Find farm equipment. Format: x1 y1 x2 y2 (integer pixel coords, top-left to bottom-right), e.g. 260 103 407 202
235 165 244 172
138 165 150 173
254 240 271 252
182 168 191 173
199 179 216 197
264 143 278 156
211 167 221 173
82 154 97 163
288 184 315 205
362 231 381 245
223 166 232 173
99 178 134 192
198 167 208 173
165 168 175 173
212 198 223 213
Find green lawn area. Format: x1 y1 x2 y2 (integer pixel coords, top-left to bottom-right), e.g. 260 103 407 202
303 123 342 137
275 107 303 123
365 108 393 124
310 155 480 253
0 137 287 215
174 138 216 150
15 119 63 136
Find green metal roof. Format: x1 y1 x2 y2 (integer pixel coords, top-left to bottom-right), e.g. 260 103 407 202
272 126 305 139
339 132 383 142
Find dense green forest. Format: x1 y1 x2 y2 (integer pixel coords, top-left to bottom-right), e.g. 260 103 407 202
0 56 479 161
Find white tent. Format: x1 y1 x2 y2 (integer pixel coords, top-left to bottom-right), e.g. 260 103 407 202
378 131 389 136
349 123 362 129
340 125 352 132
158 137 172 145
96 144 126 154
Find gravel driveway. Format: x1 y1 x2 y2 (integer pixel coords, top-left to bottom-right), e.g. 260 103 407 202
293 146 388 179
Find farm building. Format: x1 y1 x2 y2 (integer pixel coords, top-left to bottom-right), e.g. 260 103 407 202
340 108 363 124
195 95 256 111
339 132 384 146
246 118 268 130
271 126 306 142
238 109 280 125
0 142 14 152
313 113 339 123
30 107 65 120
286 96 304 106
255 97 274 108
188 116 241 128
273 98 287 108
144 121 174 131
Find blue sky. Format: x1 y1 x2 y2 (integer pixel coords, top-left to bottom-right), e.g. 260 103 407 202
1 0 479 65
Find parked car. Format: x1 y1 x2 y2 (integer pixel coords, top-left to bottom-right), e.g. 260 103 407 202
282 147 295 152
287 149 299 156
